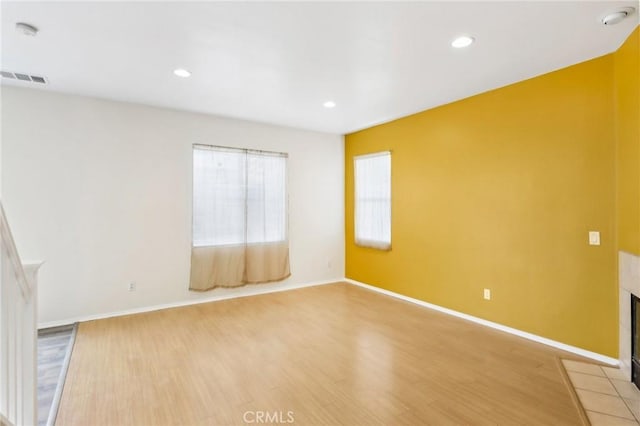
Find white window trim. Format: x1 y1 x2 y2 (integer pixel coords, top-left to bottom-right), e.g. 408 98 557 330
192 144 289 248
354 150 392 251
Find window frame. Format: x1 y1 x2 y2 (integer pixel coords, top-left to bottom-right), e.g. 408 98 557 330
354 150 392 250
192 144 288 248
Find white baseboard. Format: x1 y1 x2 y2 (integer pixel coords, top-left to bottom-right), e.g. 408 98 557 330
40 276 619 366
38 279 338 329
344 278 619 366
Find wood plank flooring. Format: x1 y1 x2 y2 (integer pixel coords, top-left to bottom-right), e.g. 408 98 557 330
56 282 587 425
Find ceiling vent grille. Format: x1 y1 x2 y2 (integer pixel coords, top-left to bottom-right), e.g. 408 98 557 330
0 71 47 84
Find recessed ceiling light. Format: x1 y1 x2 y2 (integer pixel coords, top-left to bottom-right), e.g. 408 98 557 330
451 35 475 48
601 7 635 25
173 68 191 78
323 101 336 108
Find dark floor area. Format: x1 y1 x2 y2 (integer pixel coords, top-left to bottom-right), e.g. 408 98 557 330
37 324 75 426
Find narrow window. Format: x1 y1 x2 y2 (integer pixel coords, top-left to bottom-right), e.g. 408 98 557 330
354 151 391 250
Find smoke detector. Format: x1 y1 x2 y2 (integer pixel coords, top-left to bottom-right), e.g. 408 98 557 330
15 22 38 36
601 7 635 25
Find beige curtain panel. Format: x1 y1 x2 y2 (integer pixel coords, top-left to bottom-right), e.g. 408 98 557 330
189 145 290 291
190 242 291 290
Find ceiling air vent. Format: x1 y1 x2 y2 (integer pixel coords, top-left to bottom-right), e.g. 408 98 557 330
0 71 47 84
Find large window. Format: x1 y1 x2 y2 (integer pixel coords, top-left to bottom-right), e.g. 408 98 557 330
354 151 391 250
192 145 287 247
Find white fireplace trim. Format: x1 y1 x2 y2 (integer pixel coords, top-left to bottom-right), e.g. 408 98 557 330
619 251 640 381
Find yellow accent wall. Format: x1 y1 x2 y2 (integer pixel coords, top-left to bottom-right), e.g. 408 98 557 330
615 27 640 255
345 55 618 356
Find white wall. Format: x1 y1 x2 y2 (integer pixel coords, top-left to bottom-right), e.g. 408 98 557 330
1 87 344 325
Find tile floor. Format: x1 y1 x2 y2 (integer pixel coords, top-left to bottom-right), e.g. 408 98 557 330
562 359 640 426
38 325 75 426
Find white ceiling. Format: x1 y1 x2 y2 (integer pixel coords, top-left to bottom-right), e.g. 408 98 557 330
1 1 638 134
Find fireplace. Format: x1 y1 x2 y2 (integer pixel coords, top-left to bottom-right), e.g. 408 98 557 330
633 294 640 389
620 252 640 382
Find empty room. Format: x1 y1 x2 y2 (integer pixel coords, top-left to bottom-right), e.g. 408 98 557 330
1 1 639 425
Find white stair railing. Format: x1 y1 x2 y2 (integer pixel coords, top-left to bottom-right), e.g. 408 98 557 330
0 202 40 426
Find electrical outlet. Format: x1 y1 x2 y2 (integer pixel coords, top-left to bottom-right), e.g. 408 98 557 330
483 288 491 300
128 282 136 292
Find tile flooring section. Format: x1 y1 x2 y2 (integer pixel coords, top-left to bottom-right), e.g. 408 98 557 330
38 325 76 426
562 359 640 425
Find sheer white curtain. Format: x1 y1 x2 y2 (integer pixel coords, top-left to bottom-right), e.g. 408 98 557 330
190 145 290 290
193 147 246 247
354 151 391 250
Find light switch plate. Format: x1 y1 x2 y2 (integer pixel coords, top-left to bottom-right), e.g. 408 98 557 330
589 231 600 246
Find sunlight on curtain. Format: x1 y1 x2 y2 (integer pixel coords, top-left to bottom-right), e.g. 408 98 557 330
354 151 391 250
190 145 290 290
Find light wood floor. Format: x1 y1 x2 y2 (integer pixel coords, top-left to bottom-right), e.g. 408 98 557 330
56 282 587 425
